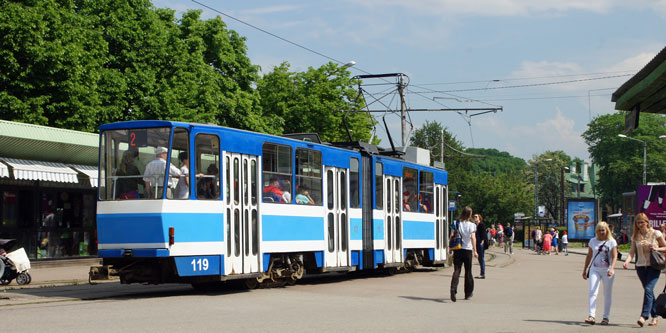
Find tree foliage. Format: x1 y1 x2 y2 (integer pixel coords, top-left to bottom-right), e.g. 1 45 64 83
456 172 533 224
583 112 666 210
409 120 471 192
257 62 374 142
410 121 532 223
466 148 527 175
0 0 273 133
526 151 572 221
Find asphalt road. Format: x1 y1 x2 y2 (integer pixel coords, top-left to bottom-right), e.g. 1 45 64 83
2 246 664 332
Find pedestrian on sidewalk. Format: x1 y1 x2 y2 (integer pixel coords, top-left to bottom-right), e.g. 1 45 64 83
474 213 487 279
622 213 666 327
497 223 504 248
504 223 514 255
542 230 552 255
562 231 569 256
583 221 618 326
552 228 560 255
449 206 478 302
534 226 543 252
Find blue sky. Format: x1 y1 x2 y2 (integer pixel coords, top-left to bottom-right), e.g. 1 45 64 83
154 0 666 162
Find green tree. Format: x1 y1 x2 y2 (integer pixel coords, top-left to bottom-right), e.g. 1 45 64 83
409 121 532 222
409 120 471 192
526 151 572 222
0 0 107 130
466 148 527 175
583 112 666 211
1 0 271 133
257 61 373 141
456 172 532 224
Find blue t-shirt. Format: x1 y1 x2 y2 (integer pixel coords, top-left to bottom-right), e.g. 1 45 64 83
295 194 310 204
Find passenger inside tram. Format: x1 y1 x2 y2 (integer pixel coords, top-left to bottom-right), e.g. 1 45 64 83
295 186 316 205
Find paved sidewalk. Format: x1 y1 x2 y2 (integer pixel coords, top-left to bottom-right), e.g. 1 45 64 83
2 258 103 288
3 244 664 331
0 244 610 288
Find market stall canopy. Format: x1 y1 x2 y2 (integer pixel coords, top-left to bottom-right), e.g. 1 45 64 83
0 160 8 178
69 164 99 187
0 158 79 183
0 120 98 165
612 46 666 132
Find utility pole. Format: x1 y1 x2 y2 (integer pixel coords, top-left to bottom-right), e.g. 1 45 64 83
398 74 407 146
441 130 445 168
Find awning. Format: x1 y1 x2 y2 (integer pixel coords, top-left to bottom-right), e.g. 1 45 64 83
0 158 79 183
69 164 99 187
0 160 8 178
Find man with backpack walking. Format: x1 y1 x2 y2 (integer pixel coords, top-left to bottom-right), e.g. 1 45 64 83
504 223 515 255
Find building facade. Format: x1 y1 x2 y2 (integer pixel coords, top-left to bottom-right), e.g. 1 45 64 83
0 120 98 260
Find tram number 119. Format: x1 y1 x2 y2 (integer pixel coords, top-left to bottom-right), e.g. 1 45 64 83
191 258 209 271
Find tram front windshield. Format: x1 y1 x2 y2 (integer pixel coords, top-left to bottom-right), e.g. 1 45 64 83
99 127 173 200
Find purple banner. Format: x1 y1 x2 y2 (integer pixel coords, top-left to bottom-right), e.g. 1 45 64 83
637 185 666 228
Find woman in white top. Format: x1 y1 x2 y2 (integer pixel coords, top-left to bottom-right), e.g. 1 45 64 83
582 221 617 325
622 213 666 327
449 206 478 302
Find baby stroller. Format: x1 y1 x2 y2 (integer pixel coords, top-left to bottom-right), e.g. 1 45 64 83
0 239 32 285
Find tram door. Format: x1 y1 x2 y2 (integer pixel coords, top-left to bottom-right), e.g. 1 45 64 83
384 176 403 264
225 153 260 275
435 184 447 260
324 167 349 267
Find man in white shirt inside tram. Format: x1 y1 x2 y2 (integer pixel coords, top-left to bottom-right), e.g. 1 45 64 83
143 146 181 198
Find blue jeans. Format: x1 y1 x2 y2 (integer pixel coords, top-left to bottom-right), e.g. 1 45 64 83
476 243 485 276
635 266 661 318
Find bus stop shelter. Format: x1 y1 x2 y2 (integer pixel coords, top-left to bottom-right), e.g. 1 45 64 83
613 46 666 132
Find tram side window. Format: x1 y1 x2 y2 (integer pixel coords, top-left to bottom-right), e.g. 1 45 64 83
295 148 321 205
262 143 292 203
169 127 190 199
195 134 220 200
375 162 383 210
403 167 418 212
419 171 434 214
350 158 360 208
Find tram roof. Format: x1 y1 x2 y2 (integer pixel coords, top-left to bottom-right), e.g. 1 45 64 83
100 120 447 177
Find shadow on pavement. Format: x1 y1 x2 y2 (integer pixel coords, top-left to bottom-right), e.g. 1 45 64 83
399 295 447 303
525 319 635 328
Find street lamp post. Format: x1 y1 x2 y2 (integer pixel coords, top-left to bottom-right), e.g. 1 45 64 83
618 134 647 185
534 158 553 220
561 166 569 226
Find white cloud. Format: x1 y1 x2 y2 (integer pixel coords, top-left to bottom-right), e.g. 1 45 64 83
475 109 588 159
240 5 301 15
504 51 656 94
606 52 658 73
354 0 619 17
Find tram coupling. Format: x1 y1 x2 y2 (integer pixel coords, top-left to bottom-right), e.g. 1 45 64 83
89 265 116 284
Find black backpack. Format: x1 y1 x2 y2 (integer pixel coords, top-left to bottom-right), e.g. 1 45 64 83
505 227 513 237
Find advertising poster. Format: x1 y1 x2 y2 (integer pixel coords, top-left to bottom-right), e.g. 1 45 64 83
567 200 596 240
637 185 666 228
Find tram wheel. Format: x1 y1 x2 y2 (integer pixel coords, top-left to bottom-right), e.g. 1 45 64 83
244 278 259 290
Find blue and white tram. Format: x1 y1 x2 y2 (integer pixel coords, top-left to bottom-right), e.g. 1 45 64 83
92 120 449 286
